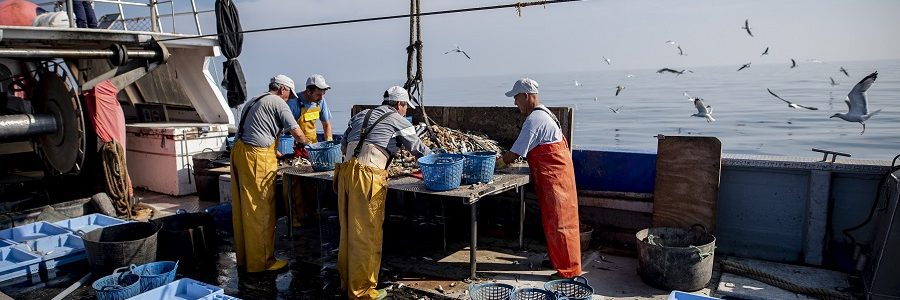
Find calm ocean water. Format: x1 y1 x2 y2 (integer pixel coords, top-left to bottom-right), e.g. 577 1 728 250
257 59 900 160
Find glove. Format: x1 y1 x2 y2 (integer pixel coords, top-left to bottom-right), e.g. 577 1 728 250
294 144 310 159
495 158 509 169
410 170 424 180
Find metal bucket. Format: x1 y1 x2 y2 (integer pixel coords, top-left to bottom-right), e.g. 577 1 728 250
81 222 160 276
636 225 716 292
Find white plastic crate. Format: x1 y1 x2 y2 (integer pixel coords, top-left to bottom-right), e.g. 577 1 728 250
127 278 224 300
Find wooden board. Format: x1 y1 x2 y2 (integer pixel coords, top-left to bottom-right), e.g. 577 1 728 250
652 136 721 231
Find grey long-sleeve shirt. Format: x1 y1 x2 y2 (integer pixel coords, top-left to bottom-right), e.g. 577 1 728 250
341 105 430 158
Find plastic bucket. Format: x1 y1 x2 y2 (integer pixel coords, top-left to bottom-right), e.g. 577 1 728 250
463 151 496 184
469 282 515 300
92 267 141 300
131 261 178 292
544 276 593 300
636 225 716 292
306 140 342 171
418 153 465 191
513 288 557 300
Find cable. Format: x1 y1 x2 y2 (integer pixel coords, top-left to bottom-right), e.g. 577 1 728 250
157 0 582 42
842 153 900 245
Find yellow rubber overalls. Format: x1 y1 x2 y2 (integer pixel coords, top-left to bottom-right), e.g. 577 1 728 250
335 109 395 299
298 100 321 144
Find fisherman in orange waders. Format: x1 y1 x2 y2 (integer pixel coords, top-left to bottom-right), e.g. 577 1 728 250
283 74 334 228
496 78 582 280
231 75 309 272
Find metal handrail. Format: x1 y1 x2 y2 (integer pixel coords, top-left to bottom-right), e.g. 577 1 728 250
34 0 212 35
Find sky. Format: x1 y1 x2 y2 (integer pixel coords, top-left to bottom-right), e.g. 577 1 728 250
106 0 900 83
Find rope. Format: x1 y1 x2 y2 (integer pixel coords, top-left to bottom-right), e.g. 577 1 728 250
719 260 852 300
101 141 133 220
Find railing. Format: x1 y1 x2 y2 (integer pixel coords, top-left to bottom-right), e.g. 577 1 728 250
35 0 213 35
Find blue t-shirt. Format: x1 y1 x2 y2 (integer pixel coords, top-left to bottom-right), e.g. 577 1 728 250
286 93 332 122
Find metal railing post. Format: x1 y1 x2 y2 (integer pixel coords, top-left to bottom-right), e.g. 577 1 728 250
66 0 75 28
189 0 201 35
117 2 128 31
150 0 160 32
170 0 176 33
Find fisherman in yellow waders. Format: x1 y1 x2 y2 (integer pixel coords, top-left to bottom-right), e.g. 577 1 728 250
283 74 334 227
231 75 309 272
336 86 433 299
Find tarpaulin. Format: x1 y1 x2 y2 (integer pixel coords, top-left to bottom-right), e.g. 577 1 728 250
215 0 247 108
0 0 39 26
83 80 126 144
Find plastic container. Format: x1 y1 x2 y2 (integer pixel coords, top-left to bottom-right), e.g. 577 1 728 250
513 288 557 300
93 267 142 300
82 222 160 276
306 140 342 171
0 246 41 282
0 221 70 243
417 153 465 191
667 291 721 300
544 276 593 300
15 233 86 270
126 278 224 300
131 261 179 292
469 282 515 300
53 213 127 233
463 151 496 184
277 135 294 156
207 295 242 300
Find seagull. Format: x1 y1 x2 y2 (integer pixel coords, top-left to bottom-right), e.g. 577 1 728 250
573 80 582 87
742 19 754 37
839 67 849 77
602 56 611 65
626 74 636 78
761 47 769 56
829 77 839 87
690 97 715 123
790 59 798 69
831 71 882 135
737 62 751 72
767 88 819 110
683 91 693 100
665 40 678 46
665 40 685 56
615 85 625 96
657 68 691 76
594 96 599 102
608 106 623 113
677 45 686 56
443 45 471 59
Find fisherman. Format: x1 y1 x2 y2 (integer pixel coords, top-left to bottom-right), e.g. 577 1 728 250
284 74 334 227
230 75 308 273
336 86 432 299
496 78 582 279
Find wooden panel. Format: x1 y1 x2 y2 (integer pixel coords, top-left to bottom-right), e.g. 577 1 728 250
652 136 722 231
351 105 573 149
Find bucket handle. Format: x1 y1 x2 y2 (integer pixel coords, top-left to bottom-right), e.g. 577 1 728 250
572 275 588 285
176 209 188 214
689 245 714 262
112 266 133 284
690 224 707 234
75 229 87 238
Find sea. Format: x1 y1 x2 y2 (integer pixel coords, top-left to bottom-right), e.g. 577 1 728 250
251 59 900 161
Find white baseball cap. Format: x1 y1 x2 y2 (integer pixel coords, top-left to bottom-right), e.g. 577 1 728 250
306 74 331 90
271 74 297 98
383 86 416 109
504 77 540 97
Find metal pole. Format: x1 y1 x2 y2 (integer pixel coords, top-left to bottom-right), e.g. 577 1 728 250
519 187 525 249
286 174 294 239
117 1 128 30
189 0 201 35
150 0 159 32
66 0 75 28
470 202 477 280
0 114 58 138
170 0 176 33
0 49 161 59
441 199 447 252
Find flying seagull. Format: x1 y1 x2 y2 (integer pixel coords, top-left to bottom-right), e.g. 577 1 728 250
737 62 751 72
665 40 685 56
840 67 849 77
657 68 691 76
790 59 798 69
677 45 686 56
691 97 716 123
761 47 769 56
742 19 753 37
829 77 839 87
626 74 636 78
665 40 678 46
615 85 625 96
767 88 819 110
444 45 471 59
831 71 882 135
608 106 623 113
573 80 582 87
602 56 611 65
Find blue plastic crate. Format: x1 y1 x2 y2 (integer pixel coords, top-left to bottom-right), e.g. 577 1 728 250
0 246 41 283
127 278 224 300
277 135 294 156
0 239 15 248
463 151 496 184
418 153 465 191
667 291 721 300
0 221 70 243
14 233 85 271
306 140 342 171
53 213 128 234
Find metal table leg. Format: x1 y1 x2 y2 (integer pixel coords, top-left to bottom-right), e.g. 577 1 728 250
519 186 525 249
286 175 294 239
441 198 447 252
470 201 478 280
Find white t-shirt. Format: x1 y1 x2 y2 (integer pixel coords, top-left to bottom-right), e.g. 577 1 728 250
510 105 563 157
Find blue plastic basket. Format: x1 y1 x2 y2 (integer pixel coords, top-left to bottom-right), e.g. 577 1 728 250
53 213 127 233
463 151 497 184
131 261 178 292
277 135 294 155
469 282 515 300
513 288 557 300
0 246 41 283
544 276 593 300
418 153 465 191
93 267 141 300
306 140 342 171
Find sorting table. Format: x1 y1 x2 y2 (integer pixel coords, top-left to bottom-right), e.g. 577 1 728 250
280 164 530 280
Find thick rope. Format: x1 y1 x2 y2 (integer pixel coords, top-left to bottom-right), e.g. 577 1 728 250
719 260 852 300
101 141 133 220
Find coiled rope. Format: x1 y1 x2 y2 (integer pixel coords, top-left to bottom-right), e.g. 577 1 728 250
719 260 852 300
100 141 133 219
